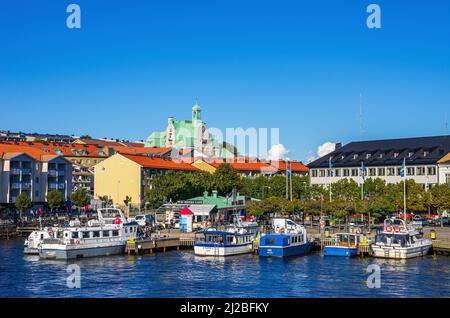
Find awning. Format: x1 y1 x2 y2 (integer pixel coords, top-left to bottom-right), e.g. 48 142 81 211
188 204 216 216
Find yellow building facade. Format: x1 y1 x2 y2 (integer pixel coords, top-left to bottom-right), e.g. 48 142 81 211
94 154 142 206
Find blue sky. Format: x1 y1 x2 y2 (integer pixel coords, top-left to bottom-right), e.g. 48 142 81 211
1 0 449 162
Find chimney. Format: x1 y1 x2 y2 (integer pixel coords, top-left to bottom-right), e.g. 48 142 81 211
212 190 218 198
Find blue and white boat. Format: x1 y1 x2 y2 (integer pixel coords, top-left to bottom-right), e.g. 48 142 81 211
323 233 361 257
194 226 256 257
258 218 311 257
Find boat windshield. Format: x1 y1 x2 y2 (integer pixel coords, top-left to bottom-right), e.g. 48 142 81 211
376 233 410 246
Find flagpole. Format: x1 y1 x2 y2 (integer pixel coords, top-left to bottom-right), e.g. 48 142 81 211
403 158 407 224
329 157 332 202
361 162 364 222
289 162 293 201
285 161 289 200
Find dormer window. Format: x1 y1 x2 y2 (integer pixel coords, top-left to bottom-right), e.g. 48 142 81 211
423 151 429 157
379 153 383 159
366 153 371 159
353 154 358 160
408 152 414 158
394 152 399 158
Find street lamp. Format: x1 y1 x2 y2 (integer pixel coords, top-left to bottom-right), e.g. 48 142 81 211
262 186 271 199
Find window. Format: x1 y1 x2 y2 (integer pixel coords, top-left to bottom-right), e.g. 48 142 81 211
366 153 371 159
427 167 436 175
320 169 326 177
378 168 385 176
93 231 100 238
72 232 79 239
446 174 450 185
335 169 340 177
369 168 376 176
112 230 119 237
351 168 359 177
353 154 358 160
82 232 90 239
327 169 333 177
343 169 350 177
312 170 318 177
423 151 429 157
407 167 415 176
394 152 399 158
408 152 414 158
35 190 39 197
387 168 395 176
35 177 39 183
416 167 425 176
397 167 402 176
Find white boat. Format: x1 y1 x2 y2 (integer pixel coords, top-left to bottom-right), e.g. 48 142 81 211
24 227 58 255
38 208 138 260
371 218 432 259
194 225 257 257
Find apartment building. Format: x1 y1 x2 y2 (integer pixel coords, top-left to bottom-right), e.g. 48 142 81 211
308 135 450 189
0 144 72 206
94 153 198 206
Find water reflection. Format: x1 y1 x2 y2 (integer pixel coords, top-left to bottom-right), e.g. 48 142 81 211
0 239 449 297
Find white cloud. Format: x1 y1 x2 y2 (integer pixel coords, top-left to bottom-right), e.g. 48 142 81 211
317 142 336 158
267 144 290 161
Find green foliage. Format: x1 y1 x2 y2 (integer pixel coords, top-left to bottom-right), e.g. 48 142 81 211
46 190 63 211
15 192 32 218
429 184 450 212
71 188 90 209
212 164 241 195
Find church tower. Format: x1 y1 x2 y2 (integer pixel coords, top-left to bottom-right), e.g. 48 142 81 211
192 102 202 123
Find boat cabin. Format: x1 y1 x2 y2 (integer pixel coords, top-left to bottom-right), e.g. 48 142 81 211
332 233 360 247
195 231 254 246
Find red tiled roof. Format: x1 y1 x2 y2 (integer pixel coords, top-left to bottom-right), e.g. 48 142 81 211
122 154 198 171
0 141 107 158
209 159 309 173
0 143 55 160
79 139 144 148
112 146 172 155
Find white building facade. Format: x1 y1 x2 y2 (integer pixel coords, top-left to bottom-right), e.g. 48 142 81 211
309 136 450 189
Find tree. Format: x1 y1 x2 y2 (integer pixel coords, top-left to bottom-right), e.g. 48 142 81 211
15 192 32 221
71 188 90 211
47 190 63 212
212 164 241 195
99 195 112 208
429 184 450 227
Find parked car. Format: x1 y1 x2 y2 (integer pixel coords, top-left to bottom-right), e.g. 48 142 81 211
135 214 154 227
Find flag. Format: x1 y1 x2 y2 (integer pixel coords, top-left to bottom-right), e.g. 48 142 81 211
286 162 292 178
361 161 366 181
329 157 334 177
400 158 406 178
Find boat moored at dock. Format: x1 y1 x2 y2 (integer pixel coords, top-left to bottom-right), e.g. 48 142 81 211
38 208 138 260
194 226 256 257
258 218 311 257
323 233 363 257
371 218 432 259
24 227 58 255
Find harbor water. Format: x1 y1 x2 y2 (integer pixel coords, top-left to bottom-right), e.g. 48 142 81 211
0 239 449 298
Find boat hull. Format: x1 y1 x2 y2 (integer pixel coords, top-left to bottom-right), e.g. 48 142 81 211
323 246 358 257
24 247 39 255
194 243 253 257
259 242 311 257
371 243 432 259
39 244 125 260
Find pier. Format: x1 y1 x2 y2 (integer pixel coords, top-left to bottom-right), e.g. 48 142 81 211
125 233 195 256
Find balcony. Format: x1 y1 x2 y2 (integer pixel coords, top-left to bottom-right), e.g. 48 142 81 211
58 183 65 190
10 196 17 203
22 182 31 190
11 168 21 175
21 168 31 175
48 183 58 189
58 169 65 176
48 170 58 177
11 168 32 175
11 183 21 189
